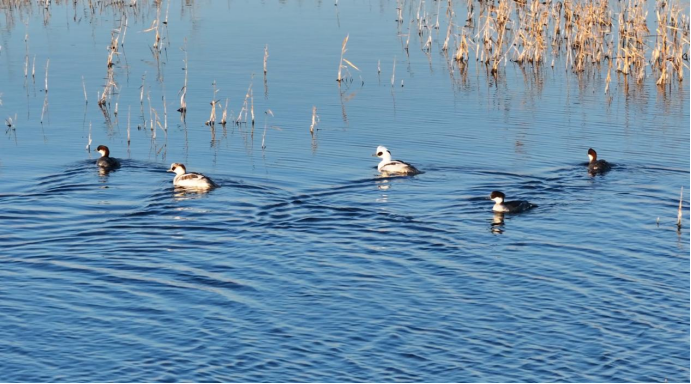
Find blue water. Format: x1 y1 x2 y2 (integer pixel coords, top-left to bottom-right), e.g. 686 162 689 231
0 0 689 382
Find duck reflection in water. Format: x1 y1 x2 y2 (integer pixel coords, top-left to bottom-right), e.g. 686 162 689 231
98 166 116 177
375 177 391 191
491 212 505 234
172 185 216 201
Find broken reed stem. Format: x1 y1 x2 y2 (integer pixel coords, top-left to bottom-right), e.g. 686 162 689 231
604 58 613 94
140 73 146 115
151 107 163 140
179 86 187 113
454 29 469 62
264 44 269 74
206 81 218 126
86 121 92 151
40 59 49 122
5 114 17 129
82 76 88 103
147 91 154 135
237 80 253 124
261 109 274 149
164 0 170 25
442 19 452 51
162 93 167 131
310 106 319 134
177 45 188 113
127 106 131 145
44 59 49 92
221 98 229 125
336 34 359 82
250 91 255 125
99 70 116 108
40 93 48 123
121 15 128 46
391 57 396 86
677 186 684 229
337 34 349 82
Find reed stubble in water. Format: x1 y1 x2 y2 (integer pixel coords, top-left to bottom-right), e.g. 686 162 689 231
178 48 188 114
677 186 684 229
310 106 319 135
336 34 359 83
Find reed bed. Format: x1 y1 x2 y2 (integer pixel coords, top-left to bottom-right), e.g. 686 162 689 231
418 0 691 85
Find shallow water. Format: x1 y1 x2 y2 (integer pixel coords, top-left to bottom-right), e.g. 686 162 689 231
0 0 689 382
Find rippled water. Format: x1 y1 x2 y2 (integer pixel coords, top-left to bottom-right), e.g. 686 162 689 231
0 0 689 382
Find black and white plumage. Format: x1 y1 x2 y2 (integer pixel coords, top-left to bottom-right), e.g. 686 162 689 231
167 163 217 189
490 191 537 213
96 145 120 170
587 148 611 174
373 145 420 176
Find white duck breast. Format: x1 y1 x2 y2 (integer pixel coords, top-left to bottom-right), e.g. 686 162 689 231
493 200 536 213
167 163 217 189
374 145 420 175
490 191 537 213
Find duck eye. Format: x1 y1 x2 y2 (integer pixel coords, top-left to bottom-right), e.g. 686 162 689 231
377 152 382 156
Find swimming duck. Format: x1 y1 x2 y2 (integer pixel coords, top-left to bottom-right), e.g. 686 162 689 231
167 163 217 189
373 146 420 175
587 148 611 174
96 145 120 170
490 191 537 213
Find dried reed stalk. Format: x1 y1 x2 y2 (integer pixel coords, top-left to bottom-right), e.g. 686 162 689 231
391 57 396 86
261 109 274 149
236 81 253 125
221 98 229 126
310 106 319 134
82 76 88 103
336 34 359 82
86 121 92 151
44 59 49 92
677 186 684 229
127 106 131 146
337 34 348 82
206 81 219 126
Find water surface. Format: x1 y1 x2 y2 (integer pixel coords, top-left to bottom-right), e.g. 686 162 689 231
0 0 689 382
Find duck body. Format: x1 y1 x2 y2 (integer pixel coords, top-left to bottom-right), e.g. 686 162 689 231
374 146 420 176
96 145 120 170
587 148 611 174
167 163 217 189
490 191 537 213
